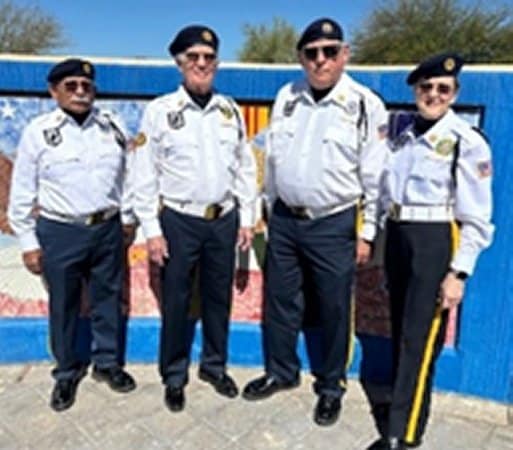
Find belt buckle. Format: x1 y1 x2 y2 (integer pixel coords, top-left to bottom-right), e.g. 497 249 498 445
204 204 222 220
389 204 401 221
290 206 309 219
86 211 103 226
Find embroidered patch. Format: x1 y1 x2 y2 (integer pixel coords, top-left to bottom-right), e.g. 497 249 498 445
477 160 492 178
167 111 185 129
343 100 358 116
43 128 62 146
283 100 297 117
219 105 234 120
435 138 455 156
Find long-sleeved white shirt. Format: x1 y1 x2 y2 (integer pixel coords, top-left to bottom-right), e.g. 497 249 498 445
265 72 388 241
8 107 134 251
381 108 494 275
132 85 257 238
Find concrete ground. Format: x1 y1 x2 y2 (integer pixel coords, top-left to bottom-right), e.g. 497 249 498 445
0 364 512 450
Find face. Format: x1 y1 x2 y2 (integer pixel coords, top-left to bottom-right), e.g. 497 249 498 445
299 38 349 90
49 76 95 114
178 44 218 94
414 75 458 120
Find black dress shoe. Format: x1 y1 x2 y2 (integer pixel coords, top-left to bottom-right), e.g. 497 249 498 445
242 374 300 401
198 369 238 398
92 366 136 393
313 394 341 426
367 436 414 450
367 437 391 450
165 386 185 412
50 379 77 412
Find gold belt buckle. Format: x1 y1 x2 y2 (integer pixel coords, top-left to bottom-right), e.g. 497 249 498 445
389 204 401 221
204 204 222 220
86 211 104 226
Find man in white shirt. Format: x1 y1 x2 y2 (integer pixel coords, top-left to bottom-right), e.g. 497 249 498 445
243 18 388 427
132 25 256 412
8 58 136 412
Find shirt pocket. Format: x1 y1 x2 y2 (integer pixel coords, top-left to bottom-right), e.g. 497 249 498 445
408 153 452 199
218 123 240 166
40 150 82 182
322 125 359 169
158 131 198 172
269 121 296 166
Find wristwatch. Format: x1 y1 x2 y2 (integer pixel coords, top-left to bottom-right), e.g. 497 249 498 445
450 269 468 281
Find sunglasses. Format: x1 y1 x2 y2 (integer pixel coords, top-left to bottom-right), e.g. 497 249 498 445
303 45 341 61
417 82 453 95
63 80 94 93
184 51 217 64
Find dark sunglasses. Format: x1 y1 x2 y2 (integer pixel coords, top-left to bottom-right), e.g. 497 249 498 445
63 80 94 93
303 45 341 61
184 51 217 64
417 81 453 95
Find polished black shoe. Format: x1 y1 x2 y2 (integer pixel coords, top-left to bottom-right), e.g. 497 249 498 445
242 374 300 400
198 369 239 398
313 394 341 426
367 436 416 450
367 437 391 450
165 386 185 412
50 379 77 412
92 366 136 393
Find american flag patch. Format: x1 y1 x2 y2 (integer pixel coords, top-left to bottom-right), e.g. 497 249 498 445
378 123 388 140
477 160 492 178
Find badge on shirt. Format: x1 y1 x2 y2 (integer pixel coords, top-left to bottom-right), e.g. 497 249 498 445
477 160 492 178
131 132 147 149
283 99 298 117
435 138 455 156
219 105 234 121
167 111 185 129
43 128 62 147
343 100 358 116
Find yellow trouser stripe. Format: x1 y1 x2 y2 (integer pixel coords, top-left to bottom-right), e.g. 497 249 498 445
405 221 459 442
405 305 442 443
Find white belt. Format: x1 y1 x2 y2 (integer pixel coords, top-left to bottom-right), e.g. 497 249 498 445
284 199 358 220
388 204 454 222
162 197 235 220
40 207 119 226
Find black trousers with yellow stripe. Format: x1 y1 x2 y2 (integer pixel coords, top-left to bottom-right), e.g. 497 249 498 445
384 219 451 444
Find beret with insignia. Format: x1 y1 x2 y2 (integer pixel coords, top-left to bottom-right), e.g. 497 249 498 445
296 18 343 51
47 58 95 84
407 52 464 85
168 25 219 56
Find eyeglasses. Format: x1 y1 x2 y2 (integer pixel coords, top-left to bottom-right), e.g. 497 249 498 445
184 51 217 64
417 82 454 96
63 80 94 93
302 45 341 61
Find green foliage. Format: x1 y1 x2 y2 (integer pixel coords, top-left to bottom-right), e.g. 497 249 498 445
351 0 513 63
0 0 67 54
237 17 299 63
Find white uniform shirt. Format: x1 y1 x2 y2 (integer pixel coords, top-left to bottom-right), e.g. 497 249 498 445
8 107 134 252
132 85 257 238
381 108 494 275
265 73 388 241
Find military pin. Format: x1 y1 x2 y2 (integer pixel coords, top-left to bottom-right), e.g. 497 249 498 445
167 111 185 129
283 100 296 117
344 100 358 116
435 138 455 156
219 105 234 120
43 128 62 147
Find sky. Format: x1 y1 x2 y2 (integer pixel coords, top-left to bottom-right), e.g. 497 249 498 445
11 0 513 61
25 0 386 61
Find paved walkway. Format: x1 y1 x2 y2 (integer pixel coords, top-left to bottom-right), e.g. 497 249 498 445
0 364 511 449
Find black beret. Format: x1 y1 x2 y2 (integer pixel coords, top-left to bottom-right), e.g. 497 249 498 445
296 18 343 51
168 25 219 57
47 58 95 84
407 52 464 85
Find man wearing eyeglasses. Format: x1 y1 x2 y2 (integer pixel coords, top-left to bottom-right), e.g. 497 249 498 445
242 18 388 427
132 25 256 413
8 58 137 412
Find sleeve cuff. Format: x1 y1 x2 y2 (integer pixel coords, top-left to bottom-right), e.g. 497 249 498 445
239 207 254 228
121 211 137 225
359 222 376 242
450 252 477 277
140 218 163 239
19 231 40 252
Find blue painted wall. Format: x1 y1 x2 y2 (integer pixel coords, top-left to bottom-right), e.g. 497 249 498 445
0 57 511 403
